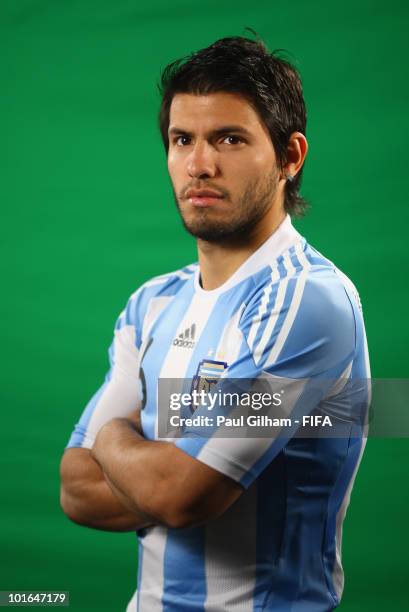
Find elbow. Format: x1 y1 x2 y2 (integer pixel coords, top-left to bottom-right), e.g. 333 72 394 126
59 448 100 527
59 486 80 524
162 502 220 529
158 507 196 530
141 480 242 529
165 513 202 530
59 486 91 527
151 506 200 530
60 494 76 525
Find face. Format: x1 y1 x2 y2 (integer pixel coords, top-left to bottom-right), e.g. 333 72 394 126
167 92 282 243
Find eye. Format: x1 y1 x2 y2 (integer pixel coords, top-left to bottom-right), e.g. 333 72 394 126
222 135 244 145
174 135 191 146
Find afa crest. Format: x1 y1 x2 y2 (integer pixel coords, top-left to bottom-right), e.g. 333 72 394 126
190 359 228 413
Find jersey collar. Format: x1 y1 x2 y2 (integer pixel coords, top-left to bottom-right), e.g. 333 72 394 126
193 214 304 297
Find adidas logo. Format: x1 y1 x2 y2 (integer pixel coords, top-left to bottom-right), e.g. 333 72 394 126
173 323 196 349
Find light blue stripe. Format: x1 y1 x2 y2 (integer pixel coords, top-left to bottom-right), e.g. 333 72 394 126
125 274 190 347
162 527 206 611
141 279 196 442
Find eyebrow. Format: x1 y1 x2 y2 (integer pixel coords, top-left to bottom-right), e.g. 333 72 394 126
168 125 252 138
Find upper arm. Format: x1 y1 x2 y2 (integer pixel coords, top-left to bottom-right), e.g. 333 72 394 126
66 301 143 450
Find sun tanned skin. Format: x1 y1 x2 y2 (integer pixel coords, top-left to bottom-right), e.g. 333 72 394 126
60 412 153 531
167 92 306 290
60 447 152 531
59 92 307 531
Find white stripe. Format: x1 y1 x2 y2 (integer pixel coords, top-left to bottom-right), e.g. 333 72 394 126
155 291 219 440
284 246 297 276
332 435 367 600
362 326 372 434
137 527 168 612
332 324 371 599
125 590 137 612
253 251 298 366
323 361 353 399
200 368 224 375
263 248 311 369
247 266 280 352
185 263 199 272
197 375 307 479
158 292 219 380
334 266 363 313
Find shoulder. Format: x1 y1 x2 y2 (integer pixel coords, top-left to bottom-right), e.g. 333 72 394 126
303 243 364 318
240 241 358 375
131 262 198 301
116 262 198 330
243 241 356 323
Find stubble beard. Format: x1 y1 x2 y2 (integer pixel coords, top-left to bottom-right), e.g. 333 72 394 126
173 168 280 244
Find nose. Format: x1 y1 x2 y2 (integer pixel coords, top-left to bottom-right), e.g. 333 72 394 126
187 141 218 179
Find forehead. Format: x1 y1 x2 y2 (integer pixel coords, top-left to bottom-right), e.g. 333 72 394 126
168 92 267 134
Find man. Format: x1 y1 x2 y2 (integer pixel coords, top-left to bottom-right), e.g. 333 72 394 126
60 36 370 611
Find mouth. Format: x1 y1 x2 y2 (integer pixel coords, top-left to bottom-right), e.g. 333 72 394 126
184 189 225 207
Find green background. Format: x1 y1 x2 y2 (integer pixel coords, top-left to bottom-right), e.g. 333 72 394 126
1 1 408 610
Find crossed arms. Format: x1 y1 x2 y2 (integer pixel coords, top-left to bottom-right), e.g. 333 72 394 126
59 413 242 531
60 270 354 532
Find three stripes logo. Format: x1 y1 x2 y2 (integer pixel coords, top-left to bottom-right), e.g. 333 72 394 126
173 323 196 349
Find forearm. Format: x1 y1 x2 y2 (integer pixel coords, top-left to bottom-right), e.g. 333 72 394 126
91 418 242 528
91 418 185 526
60 448 154 532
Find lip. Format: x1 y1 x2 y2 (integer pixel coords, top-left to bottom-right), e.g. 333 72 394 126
185 189 224 198
185 188 224 207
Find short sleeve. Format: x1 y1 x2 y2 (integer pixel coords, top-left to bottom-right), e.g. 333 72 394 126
175 272 357 488
66 294 143 449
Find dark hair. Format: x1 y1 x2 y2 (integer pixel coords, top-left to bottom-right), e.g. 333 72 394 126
158 36 308 217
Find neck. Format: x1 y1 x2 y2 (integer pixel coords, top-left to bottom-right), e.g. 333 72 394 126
197 205 286 291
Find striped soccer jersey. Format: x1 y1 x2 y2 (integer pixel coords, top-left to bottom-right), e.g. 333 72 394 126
67 214 370 611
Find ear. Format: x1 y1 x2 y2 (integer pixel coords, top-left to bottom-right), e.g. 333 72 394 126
282 132 308 180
